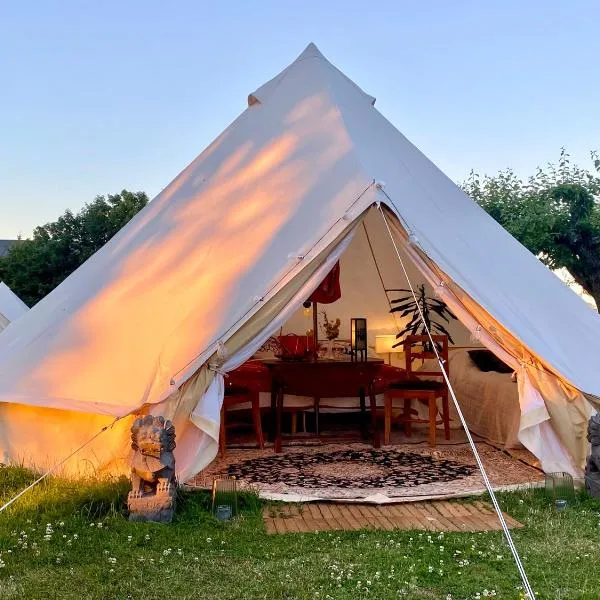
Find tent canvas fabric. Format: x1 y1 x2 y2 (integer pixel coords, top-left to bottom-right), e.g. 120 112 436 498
0 282 29 332
0 43 598 481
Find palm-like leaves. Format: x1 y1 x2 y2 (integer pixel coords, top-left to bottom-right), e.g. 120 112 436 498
388 284 457 347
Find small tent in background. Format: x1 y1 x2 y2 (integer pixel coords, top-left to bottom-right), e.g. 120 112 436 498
0 282 28 332
0 43 599 481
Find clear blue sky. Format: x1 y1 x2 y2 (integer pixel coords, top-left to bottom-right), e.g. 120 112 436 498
1 0 598 238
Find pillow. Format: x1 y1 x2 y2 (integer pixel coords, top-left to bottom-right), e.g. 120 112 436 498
467 349 513 374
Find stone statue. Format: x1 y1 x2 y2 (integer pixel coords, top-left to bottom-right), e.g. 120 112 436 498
585 413 600 497
127 415 176 522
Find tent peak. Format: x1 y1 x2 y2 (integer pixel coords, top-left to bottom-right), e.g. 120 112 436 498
248 42 376 107
296 42 325 61
248 42 327 107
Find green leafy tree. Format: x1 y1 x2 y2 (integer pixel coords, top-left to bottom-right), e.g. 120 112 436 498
0 190 148 306
462 149 600 311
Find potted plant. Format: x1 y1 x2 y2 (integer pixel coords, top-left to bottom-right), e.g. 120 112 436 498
389 284 457 350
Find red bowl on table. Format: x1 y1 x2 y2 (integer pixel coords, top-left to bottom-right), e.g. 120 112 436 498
276 334 315 360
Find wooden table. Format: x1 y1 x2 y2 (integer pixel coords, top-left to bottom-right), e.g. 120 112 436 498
262 358 385 452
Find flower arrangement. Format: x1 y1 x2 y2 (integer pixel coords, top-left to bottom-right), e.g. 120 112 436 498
320 311 341 340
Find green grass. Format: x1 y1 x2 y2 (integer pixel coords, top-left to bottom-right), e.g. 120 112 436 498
0 466 598 599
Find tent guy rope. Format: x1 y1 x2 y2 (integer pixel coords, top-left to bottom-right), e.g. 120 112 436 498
377 203 536 600
0 416 123 515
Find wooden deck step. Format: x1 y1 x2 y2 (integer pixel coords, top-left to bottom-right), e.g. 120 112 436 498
263 500 523 534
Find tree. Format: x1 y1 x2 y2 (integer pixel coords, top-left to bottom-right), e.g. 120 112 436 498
462 149 600 311
0 190 148 306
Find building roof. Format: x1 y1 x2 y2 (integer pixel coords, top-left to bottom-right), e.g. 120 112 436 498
0 240 19 258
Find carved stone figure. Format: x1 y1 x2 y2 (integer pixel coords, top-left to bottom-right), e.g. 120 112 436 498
585 413 600 497
127 415 176 522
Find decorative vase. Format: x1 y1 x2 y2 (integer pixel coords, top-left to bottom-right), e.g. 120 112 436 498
325 339 336 359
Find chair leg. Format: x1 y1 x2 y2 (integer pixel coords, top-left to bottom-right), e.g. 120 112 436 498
384 394 392 445
219 406 226 457
403 397 412 437
369 383 380 448
428 395 437 447
251 393 264 450
442 390 450 440
359 387 367 439
291 411 297 435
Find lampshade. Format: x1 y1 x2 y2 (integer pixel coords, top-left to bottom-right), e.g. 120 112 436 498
375 334 403 355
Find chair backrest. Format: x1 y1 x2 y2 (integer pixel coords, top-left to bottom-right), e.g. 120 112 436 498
403 335 449 380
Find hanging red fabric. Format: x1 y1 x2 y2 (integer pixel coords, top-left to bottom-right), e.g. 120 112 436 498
309 262 341 304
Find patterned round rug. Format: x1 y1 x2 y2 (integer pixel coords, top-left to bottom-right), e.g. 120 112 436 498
225 448 475 489
195 442 544 501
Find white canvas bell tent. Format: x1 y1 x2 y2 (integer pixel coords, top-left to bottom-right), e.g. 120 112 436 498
0 282 28 332
0 43 598 482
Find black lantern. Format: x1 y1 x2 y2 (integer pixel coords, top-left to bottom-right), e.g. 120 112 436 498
350 318 367 362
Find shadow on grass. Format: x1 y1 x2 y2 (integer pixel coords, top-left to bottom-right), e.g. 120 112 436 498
0 465 263 526
0 465 130 522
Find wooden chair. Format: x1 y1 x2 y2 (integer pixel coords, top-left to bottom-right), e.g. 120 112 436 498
219 385 264 456
383 335 450 446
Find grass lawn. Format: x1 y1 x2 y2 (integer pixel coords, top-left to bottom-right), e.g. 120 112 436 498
0 467 598 599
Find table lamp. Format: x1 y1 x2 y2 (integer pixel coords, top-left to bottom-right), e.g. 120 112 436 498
375 334 405 365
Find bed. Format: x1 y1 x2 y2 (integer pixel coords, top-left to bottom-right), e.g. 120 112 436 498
445 349 521 449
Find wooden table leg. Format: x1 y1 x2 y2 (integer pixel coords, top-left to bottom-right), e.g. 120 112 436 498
314 397 320 435
269 385 277 442
384 393 392 445
369 382 380 448
251 391 264 449
275 386 283 453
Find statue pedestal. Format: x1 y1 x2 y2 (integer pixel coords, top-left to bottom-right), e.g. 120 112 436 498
128 483 176 523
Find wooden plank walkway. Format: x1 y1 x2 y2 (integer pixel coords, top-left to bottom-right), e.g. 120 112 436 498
263 500 522 534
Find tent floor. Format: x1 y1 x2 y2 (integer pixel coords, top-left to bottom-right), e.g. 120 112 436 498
262 500 523 533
